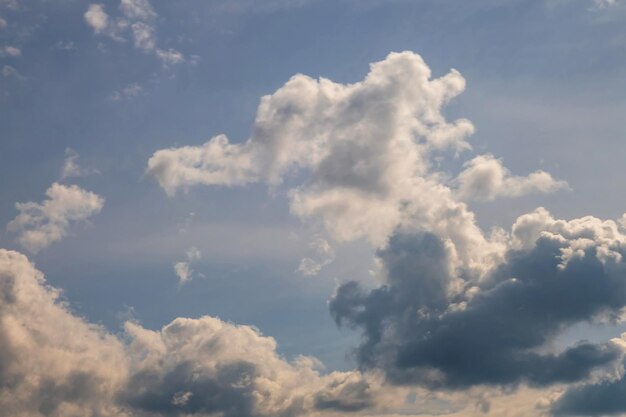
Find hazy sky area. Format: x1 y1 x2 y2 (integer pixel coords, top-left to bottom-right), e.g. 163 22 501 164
2 0 626 416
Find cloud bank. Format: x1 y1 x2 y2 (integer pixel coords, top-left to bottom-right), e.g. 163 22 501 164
0 249 388 417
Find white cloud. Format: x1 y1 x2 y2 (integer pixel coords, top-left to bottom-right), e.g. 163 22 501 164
455 154 569 201
298 237 335 276
0 45 20 56
0 249 389 417
84 4 109 34
149 52 557 274
155 47 185 65
511 206 626 267
592 0 619 8
85 0 184 65
110 82 143 100
120 0 156 20
0 249 128 417
60 148 100 179
0 17 7 28
173 246 201 283
130 21 155 51
7 183 104 253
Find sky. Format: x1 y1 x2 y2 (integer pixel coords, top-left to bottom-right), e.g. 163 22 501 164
2 0 626 416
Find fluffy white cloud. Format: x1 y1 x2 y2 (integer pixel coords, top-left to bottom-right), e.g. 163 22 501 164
512 206 626 267
455 154 569 201
0 249 128 417
84 4 109 34
148 52 565 275
7 183 104 253
0 249 390 417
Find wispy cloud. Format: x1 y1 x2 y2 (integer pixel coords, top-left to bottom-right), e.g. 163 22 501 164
84 0 184 65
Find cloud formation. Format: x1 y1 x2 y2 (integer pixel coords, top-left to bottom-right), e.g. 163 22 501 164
147 52 566 279
330 209 626 391
7 182 104 253
84 0 184 65
455 154 569 201
0 248 387 417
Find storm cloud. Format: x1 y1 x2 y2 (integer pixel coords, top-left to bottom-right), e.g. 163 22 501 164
330 209 626 390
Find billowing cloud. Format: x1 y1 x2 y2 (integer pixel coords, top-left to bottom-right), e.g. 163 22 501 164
0 249 128 417
84 0 184 65
146 52 566 278
330 209 626 390
455 154 569 201
7 182 104 253
0 248 390 417
551 336 626 416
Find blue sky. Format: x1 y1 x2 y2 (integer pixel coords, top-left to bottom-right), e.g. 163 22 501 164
2 1 626 416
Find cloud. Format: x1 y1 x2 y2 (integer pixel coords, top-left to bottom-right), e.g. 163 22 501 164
298 237 335 276
329 209 626 389
60 148 100 179
551 336 626 416
0 45 20 57
1 64 18 77
120 0 156 21
0 249 386 417
7 183 104 253
151 52 563 279
84 4 109 34
84 0 184 65
592 0 619 9
455 154 569 201
110 82 143 100
0 17 6 28
0 249 128 417
173 246 201 284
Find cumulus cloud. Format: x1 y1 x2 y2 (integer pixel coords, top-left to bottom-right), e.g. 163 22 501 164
330 209 626 390
0 249 387 417
455 154 569 201
147 52 569 279
7 183 104 253
84 0 184 65
551 335 626 416
0 249 128 417
84 4 109 34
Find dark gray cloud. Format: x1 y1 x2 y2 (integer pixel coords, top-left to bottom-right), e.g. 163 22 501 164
330 231 626 389
551 359 626 416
